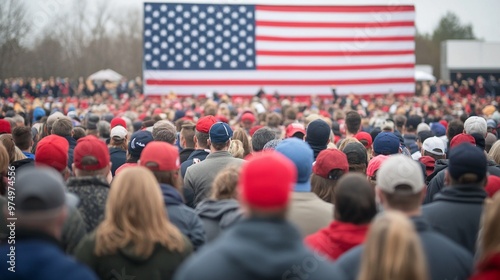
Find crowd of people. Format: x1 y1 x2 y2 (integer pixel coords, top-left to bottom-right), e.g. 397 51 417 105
0 74 499 279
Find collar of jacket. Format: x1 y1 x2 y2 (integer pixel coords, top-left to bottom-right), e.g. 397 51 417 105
160 183 184 205
403 134 417 140
67 176 110 188
434 183 487 204
206 150 232 159
187 149 210 160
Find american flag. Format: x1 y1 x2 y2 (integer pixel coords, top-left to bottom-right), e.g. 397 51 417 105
143 3 415 96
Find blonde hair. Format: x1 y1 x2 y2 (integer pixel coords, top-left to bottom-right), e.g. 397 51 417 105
488 140 500 164
13 146 27 161
358 211 428 280
0 144 9 173
477 192 500 264
95 167 185 257
228 139 245 159
338 137 360 152
232 128 251 157
210 165 240 200
0 134 15 163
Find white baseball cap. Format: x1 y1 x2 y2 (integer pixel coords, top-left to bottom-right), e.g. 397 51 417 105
110 126 128 139
376 155 425 194
422 136 446 156
464 116 487 136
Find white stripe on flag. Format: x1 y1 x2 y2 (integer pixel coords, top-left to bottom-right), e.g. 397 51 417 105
256 55 415 66
256 26 415 38
255 41 414 51
255 10 416 23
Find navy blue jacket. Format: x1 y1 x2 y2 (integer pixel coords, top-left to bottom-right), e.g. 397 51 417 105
0 230 97 280
160 183 206 250
174 218 347 280
180 149 209 178
422 184 487 254
336 216 473 280
109 147 126 176
403 134 419 154
64 136 77 171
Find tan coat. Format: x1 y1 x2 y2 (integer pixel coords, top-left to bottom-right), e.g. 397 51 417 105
287 192 334 236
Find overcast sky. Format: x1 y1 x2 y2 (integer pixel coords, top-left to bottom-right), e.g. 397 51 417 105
24 0 500 41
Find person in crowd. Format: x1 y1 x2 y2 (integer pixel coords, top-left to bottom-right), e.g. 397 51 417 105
184 122 244 208
412 130 434 160
485 133 497 153
366 154 389 187
285 122 306 140
0 119 11 135
195 165 242 242
354 131 372 157
85 114 99 137
345 111 361 138
0 167 97 280
372 132 401 156
275 138 333 236
180 116 217 178
403 115 421 154
115 130 153 175
251 126 276 152
337 137 359 151
239 112 255 133
108 125 128 176
228 139 245 158
110 117 127 129
0 134 16 164
337 155 473 280
423 143 488 254
357 211 427 280
96 120 110 142
489 140 500 164
51 118 76 170
67 136 111 232
12 126 34 160
266 112 283 139
152 120 177 145
139 141 205 250
174 152 346 280
446 119 465 153
305 119 331 160
178 122 196 163
72 127 86 141
231 128 251 157
419 136 447 182
471 192 500 279
306 173 376 260
310 148 349 203
341 142 368 174
75 167 192 280
394 114 407 135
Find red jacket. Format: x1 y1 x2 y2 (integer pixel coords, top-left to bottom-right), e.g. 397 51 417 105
304 221 369 261
471 253 500 280
419 156 436 178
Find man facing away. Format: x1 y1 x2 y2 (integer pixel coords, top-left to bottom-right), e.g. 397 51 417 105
174 152 346 280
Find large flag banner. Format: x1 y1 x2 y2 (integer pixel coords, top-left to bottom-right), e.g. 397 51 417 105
143 3 415 96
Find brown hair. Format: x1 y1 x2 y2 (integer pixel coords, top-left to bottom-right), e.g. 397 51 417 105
108 136 128 151
0 134 16 163
488 140 500 165
310 170 345 203
358 211 428 280
232 128 251 157
210 166 241 200
477 192 500 264
12 126 32 150
95 167 186 257
345 111 361 135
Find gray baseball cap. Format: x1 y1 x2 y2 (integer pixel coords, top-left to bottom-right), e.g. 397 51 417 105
13 167 78 215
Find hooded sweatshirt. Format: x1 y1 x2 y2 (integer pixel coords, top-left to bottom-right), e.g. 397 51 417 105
160 183 206 250
74 232 192 280
195 199 243 242
419 155 437 179
305 221 369 260
173 218 346 280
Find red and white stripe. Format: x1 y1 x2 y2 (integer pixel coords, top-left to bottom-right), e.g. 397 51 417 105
145 5 415 96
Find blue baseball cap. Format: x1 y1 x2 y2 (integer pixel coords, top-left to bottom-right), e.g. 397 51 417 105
449 143 487 181
129 130 154 158
373 132 400 155
276 138 314 192
430 122 446 137
209 122 233 144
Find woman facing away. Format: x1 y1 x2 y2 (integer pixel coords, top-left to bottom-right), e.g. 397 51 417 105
75 167 192 280
358 211 428 280
471 192 500 280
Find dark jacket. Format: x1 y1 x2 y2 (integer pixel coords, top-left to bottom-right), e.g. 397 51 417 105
160 183 206 250
0 230 97 280
109 147 126 176
179 148 195 164
422 184 487 254
64 136 77 170
424 160 500 204
75 232 192 280
174 218 347 280
67 176 110 232
403 133 419 154
180 149 210 178
336 216 473 280
195 199 243 242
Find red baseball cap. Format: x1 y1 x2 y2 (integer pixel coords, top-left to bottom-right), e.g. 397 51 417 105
140 141 180 171
239 151 297 210
249 125 263 137
0 119 11 134
241 112 256 123
196 116 217 133
439 120 448 130
450 133 476 148
110 117 127 129
366 155 390 177
35 135 69 172
285 123 306 138
355 132 373 149
74 135 110 171
313 149 349 179
485 175 500 197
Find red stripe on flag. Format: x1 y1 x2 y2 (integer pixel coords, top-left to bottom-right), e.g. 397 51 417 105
256 20 414 28
255 5 415 13
255 36 415 42
257 63 415 71
256 50 414 56
146 78 414 86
